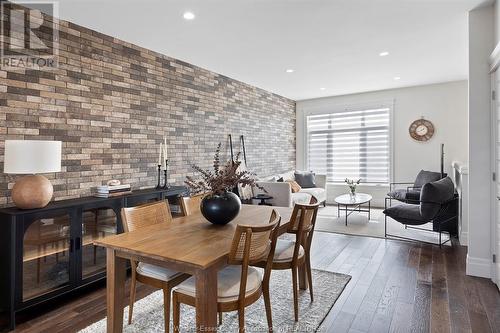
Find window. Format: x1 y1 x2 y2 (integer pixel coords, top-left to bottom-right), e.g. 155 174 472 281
306 105 391 184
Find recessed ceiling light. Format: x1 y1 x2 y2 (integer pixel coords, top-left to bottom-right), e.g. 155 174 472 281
183 11 195 20
379 51 389 57
286 69 295 73
320 87 326 91
393 76 401 80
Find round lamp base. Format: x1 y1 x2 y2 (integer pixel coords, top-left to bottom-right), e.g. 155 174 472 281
12 175 53 209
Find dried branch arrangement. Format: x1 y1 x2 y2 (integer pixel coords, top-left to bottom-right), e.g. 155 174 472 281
185 143 265 196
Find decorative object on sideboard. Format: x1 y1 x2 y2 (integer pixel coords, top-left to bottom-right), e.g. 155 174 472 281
106 179 121 186
409 117 435 142
345 178 361 197
162 137 170 189
3 140 62 209
163 159 170 189
93 183 131 198
156 142 163 189
185 143 264 225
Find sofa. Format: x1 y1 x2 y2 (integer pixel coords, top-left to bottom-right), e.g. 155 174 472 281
254 170 327 207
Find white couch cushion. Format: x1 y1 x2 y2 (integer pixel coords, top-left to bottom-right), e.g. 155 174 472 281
174 265 262 302
273 239 305 263
299 187 326 203
137 262 183 281
280 170 295 181
291 192 312 205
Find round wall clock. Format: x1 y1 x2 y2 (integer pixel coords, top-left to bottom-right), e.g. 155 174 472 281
409 118 435 142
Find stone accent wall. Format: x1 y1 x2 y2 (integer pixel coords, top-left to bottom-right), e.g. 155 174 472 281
0 10 296 206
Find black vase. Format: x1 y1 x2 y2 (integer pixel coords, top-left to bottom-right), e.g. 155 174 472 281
200 191 241 225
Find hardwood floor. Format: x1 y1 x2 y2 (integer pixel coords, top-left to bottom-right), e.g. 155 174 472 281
12 232 500 333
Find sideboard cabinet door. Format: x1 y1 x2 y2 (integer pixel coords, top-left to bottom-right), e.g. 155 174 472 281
80 207 119 281
19 209 77 304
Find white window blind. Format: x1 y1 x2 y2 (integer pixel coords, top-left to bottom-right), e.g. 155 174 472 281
306 106 391 184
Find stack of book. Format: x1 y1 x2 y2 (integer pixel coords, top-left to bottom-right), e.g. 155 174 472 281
93 184 131 198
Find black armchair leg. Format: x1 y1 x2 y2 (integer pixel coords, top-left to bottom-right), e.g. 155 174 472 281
439 223 442 249
384 215 387 238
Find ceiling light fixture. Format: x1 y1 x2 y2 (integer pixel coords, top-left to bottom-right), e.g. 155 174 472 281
379 51 389 57
183 11 195 20
286 69 295 73
320 87 326 91
393 76 401 80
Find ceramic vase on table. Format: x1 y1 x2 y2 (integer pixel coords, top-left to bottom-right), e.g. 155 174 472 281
200 191 241 225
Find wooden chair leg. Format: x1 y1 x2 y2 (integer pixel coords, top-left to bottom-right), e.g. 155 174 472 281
128 276 137 325
238 307 245 333
172 292 180 333
306 254 314 302
263 281 273 332
163 287 171 333
291 266 299 322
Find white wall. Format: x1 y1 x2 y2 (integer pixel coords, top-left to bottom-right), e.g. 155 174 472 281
468 5 494 278
296 81 468 206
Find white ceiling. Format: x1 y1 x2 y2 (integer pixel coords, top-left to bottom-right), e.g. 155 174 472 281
44 0 485 100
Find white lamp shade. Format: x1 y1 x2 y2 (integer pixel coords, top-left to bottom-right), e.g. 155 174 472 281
4 140 62 174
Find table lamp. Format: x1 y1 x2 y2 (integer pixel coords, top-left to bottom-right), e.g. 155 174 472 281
3 140 62 209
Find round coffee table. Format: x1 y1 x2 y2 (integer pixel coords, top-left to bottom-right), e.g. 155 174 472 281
252 194 274 206
334 193 372 226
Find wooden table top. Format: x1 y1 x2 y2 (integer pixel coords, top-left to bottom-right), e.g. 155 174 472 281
94 205 293 271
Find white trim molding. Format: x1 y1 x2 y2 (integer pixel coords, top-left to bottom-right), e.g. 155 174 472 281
460 231 468 246
466 254 492 278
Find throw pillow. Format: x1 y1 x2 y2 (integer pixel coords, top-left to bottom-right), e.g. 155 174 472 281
414 170 445 188
294 171 316 188
286 180 302 193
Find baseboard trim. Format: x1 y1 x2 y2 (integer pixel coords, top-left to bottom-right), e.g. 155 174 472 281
466 254 491 278
459 231 468 246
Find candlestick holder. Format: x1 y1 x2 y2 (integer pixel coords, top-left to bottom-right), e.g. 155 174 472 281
156 164 162 189
162 159 170 189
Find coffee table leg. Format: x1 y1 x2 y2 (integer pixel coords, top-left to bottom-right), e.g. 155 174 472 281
345 205 348 226
368 201 371 220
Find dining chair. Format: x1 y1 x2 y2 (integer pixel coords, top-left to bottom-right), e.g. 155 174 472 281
309 195 318 205
179 193 205 216
172 210 282 332
121 200 190 333
258 202 319 322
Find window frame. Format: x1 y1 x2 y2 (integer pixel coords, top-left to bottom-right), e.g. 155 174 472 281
302 100 395 186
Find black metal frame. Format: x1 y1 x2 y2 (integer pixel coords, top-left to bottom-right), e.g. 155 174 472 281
337 200 371 226
0 186 187 331
384 196 456 248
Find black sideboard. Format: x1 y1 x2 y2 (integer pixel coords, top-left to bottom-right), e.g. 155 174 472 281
0 186 187 331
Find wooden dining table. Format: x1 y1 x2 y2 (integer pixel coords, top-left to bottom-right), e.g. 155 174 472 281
94 204 308 333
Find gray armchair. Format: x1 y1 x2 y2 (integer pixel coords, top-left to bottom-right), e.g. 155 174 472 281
383 177 457 247
387 170 446 203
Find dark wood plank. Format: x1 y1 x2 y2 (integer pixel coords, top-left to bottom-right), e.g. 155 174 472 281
409 244 432 333
444 242 471 333
474 278 500 333
430 245 451 333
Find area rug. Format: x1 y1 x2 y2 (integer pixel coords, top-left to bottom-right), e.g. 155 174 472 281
80 269 351 333
315 205 451 245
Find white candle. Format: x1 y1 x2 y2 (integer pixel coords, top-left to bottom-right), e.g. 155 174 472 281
163 137 168 160
158 142 162 166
